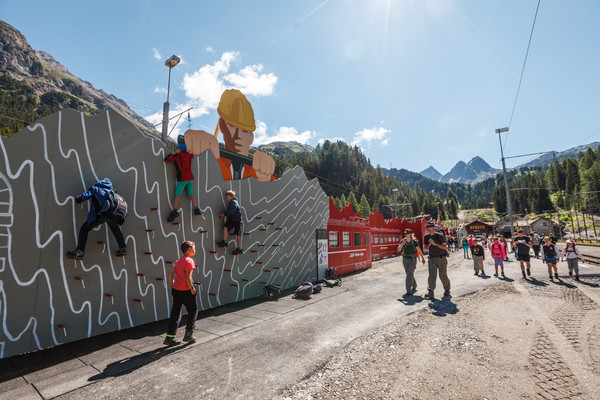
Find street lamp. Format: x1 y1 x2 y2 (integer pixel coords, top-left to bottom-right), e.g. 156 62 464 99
496 127 515 237
162 55 181 141
392 188 399 219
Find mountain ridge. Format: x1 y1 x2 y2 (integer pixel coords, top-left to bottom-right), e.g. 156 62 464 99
0 20 156 134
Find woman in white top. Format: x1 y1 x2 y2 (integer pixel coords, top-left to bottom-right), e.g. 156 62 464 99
560 239 585 281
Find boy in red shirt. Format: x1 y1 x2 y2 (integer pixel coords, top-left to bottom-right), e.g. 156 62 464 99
164 144 202 222
163 240 198 345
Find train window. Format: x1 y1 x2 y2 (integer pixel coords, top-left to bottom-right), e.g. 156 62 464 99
353 232 361 246
379 234 383 243
364 232 368 245
342 232 351 247
385 234 389 243
373 234 378 244
329 232 339 248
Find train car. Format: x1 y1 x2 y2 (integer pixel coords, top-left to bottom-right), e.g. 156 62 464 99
327 198 372 276
369 210 402 259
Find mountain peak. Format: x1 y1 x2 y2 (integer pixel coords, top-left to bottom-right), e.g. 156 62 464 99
419 166 442 181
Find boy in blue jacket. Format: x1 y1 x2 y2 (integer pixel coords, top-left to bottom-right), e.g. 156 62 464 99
66 179 127 260
217 190 243 255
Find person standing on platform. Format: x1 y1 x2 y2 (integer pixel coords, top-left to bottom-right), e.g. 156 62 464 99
513 229 532 279
560 239 585 281
423 221 450 300
397 229 425 297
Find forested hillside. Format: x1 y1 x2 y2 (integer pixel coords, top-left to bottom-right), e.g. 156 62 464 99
493 146 600 216
0 74 98 137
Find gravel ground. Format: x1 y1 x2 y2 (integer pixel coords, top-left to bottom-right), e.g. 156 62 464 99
281 270 600 400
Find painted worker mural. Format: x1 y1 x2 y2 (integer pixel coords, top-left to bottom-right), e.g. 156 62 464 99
184 89 276 182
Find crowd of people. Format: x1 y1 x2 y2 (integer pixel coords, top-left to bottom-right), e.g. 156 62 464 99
396 223 589 301
460 230 586 281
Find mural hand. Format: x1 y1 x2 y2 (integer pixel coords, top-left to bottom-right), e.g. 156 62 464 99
184 129 219 159
252 151 275 182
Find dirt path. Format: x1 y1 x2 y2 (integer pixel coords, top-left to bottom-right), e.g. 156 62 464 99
282 276 600 400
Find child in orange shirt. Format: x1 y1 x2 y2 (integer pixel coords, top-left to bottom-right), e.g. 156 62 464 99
164 241 198 345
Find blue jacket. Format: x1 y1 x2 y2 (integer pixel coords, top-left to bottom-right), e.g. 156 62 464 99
77 180 114 225
224 197 242 222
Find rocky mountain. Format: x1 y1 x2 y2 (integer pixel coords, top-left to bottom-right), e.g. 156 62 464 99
256 141 314 153
520 141 600 169
418 156 500 185
419 166 442 181
0 20 156 134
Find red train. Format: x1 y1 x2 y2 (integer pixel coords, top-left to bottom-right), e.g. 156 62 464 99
327 198 426 276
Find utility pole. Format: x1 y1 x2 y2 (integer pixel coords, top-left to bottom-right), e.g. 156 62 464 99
578 192 589 240
496 127 515 237
587 192 597 237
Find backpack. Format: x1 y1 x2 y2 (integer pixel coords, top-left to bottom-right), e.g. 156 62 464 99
294 282 314 300
324 267 342 287
102 191 128 225
263 284 281 301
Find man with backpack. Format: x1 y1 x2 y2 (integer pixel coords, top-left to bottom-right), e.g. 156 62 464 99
397 228 425 297
66 178 127 260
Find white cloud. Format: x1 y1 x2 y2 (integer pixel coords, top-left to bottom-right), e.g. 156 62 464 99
206 45 214 53
178 51 278 119
225 65 277 97
146 51 279 139
152 48 162 60
154 86 167 94
351 127 391 147
254 122 316 146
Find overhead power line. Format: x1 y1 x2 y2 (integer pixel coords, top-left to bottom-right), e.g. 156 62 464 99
504 0 541 150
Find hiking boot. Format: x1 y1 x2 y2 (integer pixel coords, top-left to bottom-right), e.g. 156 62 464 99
163 336 181 346
481 270 486 276
501 271 505 278
183 330 196 343
493 272 498 277
115 248 127 256
474 272 479 276
569 270 573 276
554 272 559 279
527 268 531 276
66 249 85 260
167 209 179 222
216 240 228 246
231 248 243 255
424 292 434 300
411 287 417 294
403 292 411 297
443 290 451 297
522 271 527 279
193 207 202 216
549 274 553 280
575 274 580 281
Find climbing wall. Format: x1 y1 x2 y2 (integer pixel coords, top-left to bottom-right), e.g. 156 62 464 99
0 109 329 359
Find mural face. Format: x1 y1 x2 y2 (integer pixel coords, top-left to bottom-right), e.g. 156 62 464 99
0 108 328 359
220 118 254 157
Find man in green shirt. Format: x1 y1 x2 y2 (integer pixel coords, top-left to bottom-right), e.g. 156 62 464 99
397 229 425 297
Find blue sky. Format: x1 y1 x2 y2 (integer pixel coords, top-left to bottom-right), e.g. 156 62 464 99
2 0 599 174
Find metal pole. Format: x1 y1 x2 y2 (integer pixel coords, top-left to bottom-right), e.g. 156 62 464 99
161 67 173 141
579 193 589 240
496 129 515 237
587 193 597 238
569 208 576 239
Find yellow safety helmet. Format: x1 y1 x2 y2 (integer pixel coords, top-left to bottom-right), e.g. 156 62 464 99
215 89 256 136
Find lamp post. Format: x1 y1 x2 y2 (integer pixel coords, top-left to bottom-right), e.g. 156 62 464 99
496 127 515 237
392 188 399 218
162 55 181 141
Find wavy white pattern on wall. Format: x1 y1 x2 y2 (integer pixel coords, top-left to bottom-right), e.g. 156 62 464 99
0 110 328 359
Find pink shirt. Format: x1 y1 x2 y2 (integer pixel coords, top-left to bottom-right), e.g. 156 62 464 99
490 242 506 259
172 256 195 291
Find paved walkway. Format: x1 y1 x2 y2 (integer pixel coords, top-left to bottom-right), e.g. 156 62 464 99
1 251 598 400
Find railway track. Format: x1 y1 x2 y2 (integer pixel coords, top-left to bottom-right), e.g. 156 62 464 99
582 254 600 266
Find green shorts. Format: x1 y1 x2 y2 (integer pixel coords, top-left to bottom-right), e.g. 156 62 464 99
174 180 193 197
